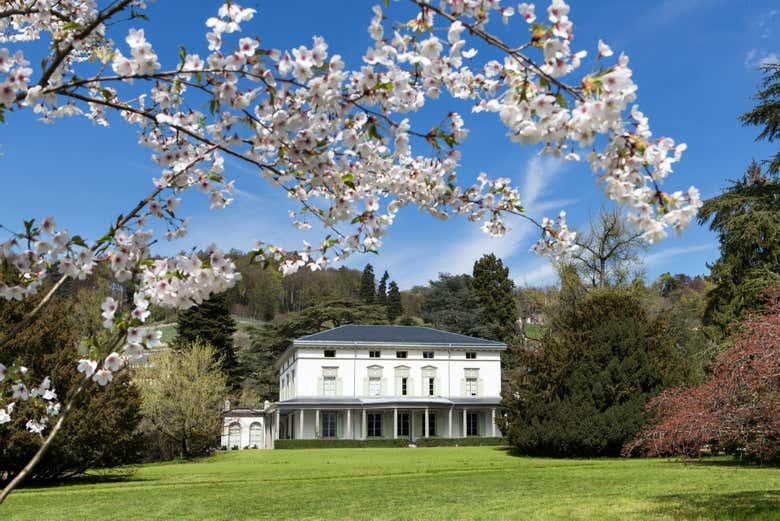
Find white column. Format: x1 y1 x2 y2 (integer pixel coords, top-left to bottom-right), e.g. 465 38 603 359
362 408 367 439
274 410 280 441
347 409 352 439
448 407 453 438
462 408 467 437
393 408 398 439
424 407 429 437
299 409 304 439
491 408 496 437
315 409 320 439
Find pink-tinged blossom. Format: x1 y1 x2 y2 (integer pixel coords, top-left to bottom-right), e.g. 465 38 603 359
77 359 97 378
92 369 113 387
104 352 123 372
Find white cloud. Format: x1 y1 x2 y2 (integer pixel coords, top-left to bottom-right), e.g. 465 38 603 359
642 243 716 267
384 155 573 287
516 262 558 287
745 49 779 69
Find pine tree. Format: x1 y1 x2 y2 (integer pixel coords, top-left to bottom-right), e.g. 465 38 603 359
359 264 376 303
376 271 389 305
472 253 519 343
387 281 403 321
175 293 239 382
698 161 780 338
740 63 780 174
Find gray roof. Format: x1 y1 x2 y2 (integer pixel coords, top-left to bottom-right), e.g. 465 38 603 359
294 325 506 349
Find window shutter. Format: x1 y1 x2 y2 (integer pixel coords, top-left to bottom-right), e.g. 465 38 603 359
381 378 387 396
336 413 344 439
460 378 466 397
408 377 414 396
317 377 323 396
336 377 343 396
395 376 401 396
362 377 368 396
434 378 441 397
478 378 484 397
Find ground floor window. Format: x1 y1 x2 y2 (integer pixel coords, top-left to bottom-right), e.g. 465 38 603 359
249 422 263 447
368 413 382 437
228 423 241 449
322 412 337 438
397 412 410 436
467 412 479 436
428 413 437 436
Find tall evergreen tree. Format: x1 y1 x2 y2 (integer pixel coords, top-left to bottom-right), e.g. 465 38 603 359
740 63 780 174
472 254 519 343
698 161 780 338
359 264 376 303
376 271 389 305
175 293 238 381
500 285 697 457
420 274 491 338
387 281 403 321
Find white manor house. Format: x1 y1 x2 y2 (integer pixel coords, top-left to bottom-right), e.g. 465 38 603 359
221 325 506 449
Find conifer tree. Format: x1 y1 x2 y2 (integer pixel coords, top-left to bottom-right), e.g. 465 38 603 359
175 293 239 382
387 281 403 321
472 253 519 343
359 264 376 304
698 161 780 338
376 271 389 305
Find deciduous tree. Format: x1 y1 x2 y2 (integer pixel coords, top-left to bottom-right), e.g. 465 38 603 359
137 342 227 459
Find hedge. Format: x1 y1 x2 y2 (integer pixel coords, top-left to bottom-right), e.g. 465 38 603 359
415 437 507 447
274 437 507 449
274 438 409 449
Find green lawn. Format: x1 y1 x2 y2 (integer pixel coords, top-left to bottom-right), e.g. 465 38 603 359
3 447 780 520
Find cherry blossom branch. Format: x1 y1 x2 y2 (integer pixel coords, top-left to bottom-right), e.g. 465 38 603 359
408 0 582 101
0 146 217 350
0 332 126 504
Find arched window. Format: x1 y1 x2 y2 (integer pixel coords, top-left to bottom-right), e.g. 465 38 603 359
249 422 263 448
228 423 241 449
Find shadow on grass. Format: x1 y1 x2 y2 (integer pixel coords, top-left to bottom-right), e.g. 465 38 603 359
648 490 780 520
16 468 149 491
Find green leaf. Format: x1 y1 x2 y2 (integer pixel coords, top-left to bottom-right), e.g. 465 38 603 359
70 235 88 248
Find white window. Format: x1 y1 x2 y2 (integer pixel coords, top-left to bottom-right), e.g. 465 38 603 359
427 377 435 396
396 351 407 358
369 350 381 358
401 377 408 396
323 376 336 396
228 423 241 449
466 377 478 396
324 350 336 358
369 377 381 397
423 351 434 359
249 422 263 447
466 352 477 359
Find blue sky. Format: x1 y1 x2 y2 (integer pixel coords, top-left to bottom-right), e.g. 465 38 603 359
1 1 777 289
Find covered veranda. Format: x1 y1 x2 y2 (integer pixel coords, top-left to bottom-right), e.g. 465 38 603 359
271 397 502 443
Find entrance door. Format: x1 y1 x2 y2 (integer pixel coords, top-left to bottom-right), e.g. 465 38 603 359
397 412 410 438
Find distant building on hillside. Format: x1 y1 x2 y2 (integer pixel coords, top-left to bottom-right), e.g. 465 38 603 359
221 325 506 449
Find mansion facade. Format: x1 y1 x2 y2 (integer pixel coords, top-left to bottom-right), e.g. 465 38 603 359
221 325 505 449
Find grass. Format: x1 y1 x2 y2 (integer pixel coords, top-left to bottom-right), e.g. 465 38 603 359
4 447 780 520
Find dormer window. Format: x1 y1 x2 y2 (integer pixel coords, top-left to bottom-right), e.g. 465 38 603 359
324 350 336 358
